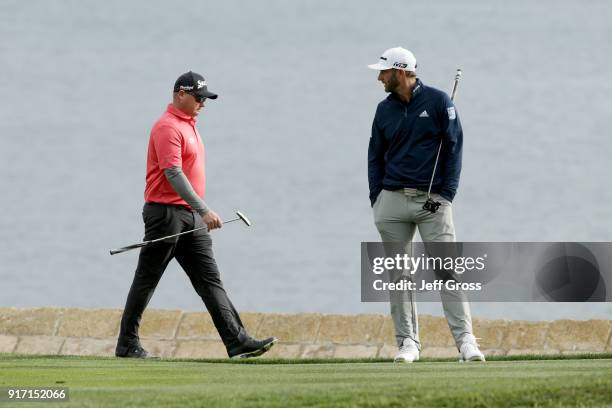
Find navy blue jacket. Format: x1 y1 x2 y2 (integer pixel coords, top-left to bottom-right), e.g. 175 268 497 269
368 79 463 206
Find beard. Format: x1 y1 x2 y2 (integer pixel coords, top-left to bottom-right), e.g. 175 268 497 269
384 71 400 93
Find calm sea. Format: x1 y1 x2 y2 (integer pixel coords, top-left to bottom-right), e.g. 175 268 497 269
1 0 611 320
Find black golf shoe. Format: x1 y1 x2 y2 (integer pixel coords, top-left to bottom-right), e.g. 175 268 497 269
228 337 278 359
115 342 158 359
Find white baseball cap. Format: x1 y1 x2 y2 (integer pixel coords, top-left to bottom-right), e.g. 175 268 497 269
368 47 417 72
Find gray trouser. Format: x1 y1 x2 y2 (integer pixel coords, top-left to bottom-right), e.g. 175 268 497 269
373 189 473 350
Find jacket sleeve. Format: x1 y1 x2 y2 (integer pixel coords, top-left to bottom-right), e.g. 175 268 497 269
368 106 387 206
438 94 463 202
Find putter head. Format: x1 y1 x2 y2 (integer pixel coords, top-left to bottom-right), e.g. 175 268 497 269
235 210 252 226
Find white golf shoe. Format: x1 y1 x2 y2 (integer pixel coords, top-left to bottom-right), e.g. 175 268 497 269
394 338 420 363
459 334 485 362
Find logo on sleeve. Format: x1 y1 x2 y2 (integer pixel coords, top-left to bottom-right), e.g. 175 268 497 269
447 107 456 120
419 110 429 118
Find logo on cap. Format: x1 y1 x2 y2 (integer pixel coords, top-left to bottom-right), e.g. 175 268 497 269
368 47 417 72
197 80 206 89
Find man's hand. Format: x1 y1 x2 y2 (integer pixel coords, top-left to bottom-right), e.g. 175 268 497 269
203 210 223 230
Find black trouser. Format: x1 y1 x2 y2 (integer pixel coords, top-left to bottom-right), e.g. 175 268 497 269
118 203 247 351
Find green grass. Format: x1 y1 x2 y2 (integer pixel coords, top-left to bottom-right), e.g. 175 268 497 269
0 354 611 407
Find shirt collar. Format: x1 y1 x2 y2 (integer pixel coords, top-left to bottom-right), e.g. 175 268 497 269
387 78 424 103
412 78 423 97
166 104 196 125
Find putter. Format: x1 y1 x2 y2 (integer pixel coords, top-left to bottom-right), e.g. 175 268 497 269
109 210 252 256
423 69 462 213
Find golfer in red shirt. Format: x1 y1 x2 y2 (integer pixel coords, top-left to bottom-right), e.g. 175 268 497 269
116 71 276 359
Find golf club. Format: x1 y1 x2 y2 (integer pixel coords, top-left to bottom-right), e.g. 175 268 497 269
109 210 252 256
422 69 462 213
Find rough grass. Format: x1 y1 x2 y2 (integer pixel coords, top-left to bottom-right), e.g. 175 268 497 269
0 354 610 407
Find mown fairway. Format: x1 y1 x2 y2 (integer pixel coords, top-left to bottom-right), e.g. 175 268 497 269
0 354 611 407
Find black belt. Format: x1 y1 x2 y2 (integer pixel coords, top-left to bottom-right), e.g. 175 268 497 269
145 202 195 212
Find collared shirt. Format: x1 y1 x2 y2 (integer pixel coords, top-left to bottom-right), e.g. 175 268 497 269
144 104 206 206
368 79 463 205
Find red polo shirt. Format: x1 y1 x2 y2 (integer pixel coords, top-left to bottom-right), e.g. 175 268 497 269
144 104 206 207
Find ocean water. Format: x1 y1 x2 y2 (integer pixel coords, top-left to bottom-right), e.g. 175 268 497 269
1 0 611 321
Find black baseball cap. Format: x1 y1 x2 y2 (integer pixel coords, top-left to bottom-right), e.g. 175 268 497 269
173 71 218 99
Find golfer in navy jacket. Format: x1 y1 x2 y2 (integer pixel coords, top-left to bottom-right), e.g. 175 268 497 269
367 47 485 363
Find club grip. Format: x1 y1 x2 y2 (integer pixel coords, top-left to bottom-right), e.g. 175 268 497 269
109 242 148 256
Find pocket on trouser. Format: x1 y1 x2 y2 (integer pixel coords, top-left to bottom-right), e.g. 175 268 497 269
192 211 209 237
372 190 386 224
413 193 450 206
372 190 384 208
142 204 177 243
419 203 455 242
142 203 167 223
431 193 452 207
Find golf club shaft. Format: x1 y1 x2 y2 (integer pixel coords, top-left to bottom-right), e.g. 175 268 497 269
426 69 462 197
450 69 462 101
109 216 242 256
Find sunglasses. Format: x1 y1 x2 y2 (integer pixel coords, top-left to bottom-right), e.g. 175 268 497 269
187 92 207 103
